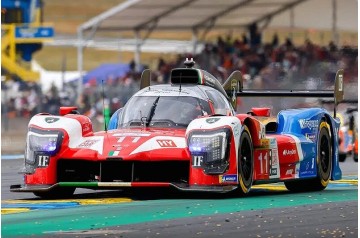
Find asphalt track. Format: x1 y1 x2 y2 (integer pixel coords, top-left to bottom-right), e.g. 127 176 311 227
1 158 358 237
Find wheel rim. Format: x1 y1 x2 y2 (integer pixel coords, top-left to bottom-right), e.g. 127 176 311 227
319 128 331 177
240 135 252 182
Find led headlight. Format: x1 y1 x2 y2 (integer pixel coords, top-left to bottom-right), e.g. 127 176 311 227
28 133 59 152
189 131 228 163
25 128 63 166
188 128 231 174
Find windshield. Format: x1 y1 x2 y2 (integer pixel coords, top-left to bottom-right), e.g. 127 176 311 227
119 96 212 128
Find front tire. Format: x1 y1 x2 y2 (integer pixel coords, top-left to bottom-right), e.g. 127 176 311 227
237 125 253 195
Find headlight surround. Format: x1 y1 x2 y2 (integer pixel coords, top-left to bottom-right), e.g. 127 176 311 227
188 128 231 174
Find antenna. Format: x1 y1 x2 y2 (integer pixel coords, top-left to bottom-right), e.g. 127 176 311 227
102 79 108 132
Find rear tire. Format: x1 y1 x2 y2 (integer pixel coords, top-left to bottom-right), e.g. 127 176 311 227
285 121 332 192
237 125 253 195
33 187 76 199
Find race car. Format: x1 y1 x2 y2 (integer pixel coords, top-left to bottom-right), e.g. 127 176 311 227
321 100 358 162
11 59 344 198
338 107 358 162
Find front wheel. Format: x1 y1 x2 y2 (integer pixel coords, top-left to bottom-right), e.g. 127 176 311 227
237 125 253 195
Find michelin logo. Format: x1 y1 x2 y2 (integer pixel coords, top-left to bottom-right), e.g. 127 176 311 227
220 174 237 183
299 119 318 129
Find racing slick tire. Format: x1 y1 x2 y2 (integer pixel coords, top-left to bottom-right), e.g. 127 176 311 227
285 121 332 192
33 187 76 199
237 125 254 195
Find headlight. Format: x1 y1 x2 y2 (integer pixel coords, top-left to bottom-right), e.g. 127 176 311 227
25 128 63 166
29 133 59 152
189 131 228 163
188 128 230 174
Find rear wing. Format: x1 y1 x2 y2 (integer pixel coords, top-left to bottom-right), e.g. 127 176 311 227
140 69 151 90
234 69 344 117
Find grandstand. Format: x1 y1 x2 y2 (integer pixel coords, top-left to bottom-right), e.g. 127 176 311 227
1 0 54 82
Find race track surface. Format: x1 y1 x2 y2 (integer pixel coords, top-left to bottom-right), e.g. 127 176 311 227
1 158 358 237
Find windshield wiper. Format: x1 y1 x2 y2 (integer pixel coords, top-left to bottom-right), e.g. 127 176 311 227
146 96 160 127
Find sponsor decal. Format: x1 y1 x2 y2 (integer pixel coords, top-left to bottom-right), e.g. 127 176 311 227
45 117 59 123
283 149 296 156
269 138 277 148
108 151 120 156
231 79 237 106
219 174 237 183
285 169 293 175
37 155 50 167
259 139 270 148
206 118 220 124
270 168 277 175
157 140 176 147
82 124 91 134
305 133 316 142
338 74 343 91
78 140 99 148
192 155 203 167
259 126 266 139
299 119 319 129
271 149 279 166
300 170 315 176
233 125 240 137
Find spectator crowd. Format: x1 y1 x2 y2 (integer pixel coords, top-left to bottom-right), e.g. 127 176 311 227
2 32 358 124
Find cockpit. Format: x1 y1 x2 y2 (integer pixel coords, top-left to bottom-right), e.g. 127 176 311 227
118 95 212 128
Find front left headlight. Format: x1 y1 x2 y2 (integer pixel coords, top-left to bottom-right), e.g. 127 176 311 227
188 128 231 174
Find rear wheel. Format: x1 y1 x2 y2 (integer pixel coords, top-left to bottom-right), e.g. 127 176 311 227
33 187 76 199
285 121 332 192
237 125 253 195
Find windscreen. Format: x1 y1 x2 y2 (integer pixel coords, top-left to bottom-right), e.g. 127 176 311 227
119 96 211 128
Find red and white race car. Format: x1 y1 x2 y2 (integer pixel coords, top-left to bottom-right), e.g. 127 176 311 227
11 59 344 198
